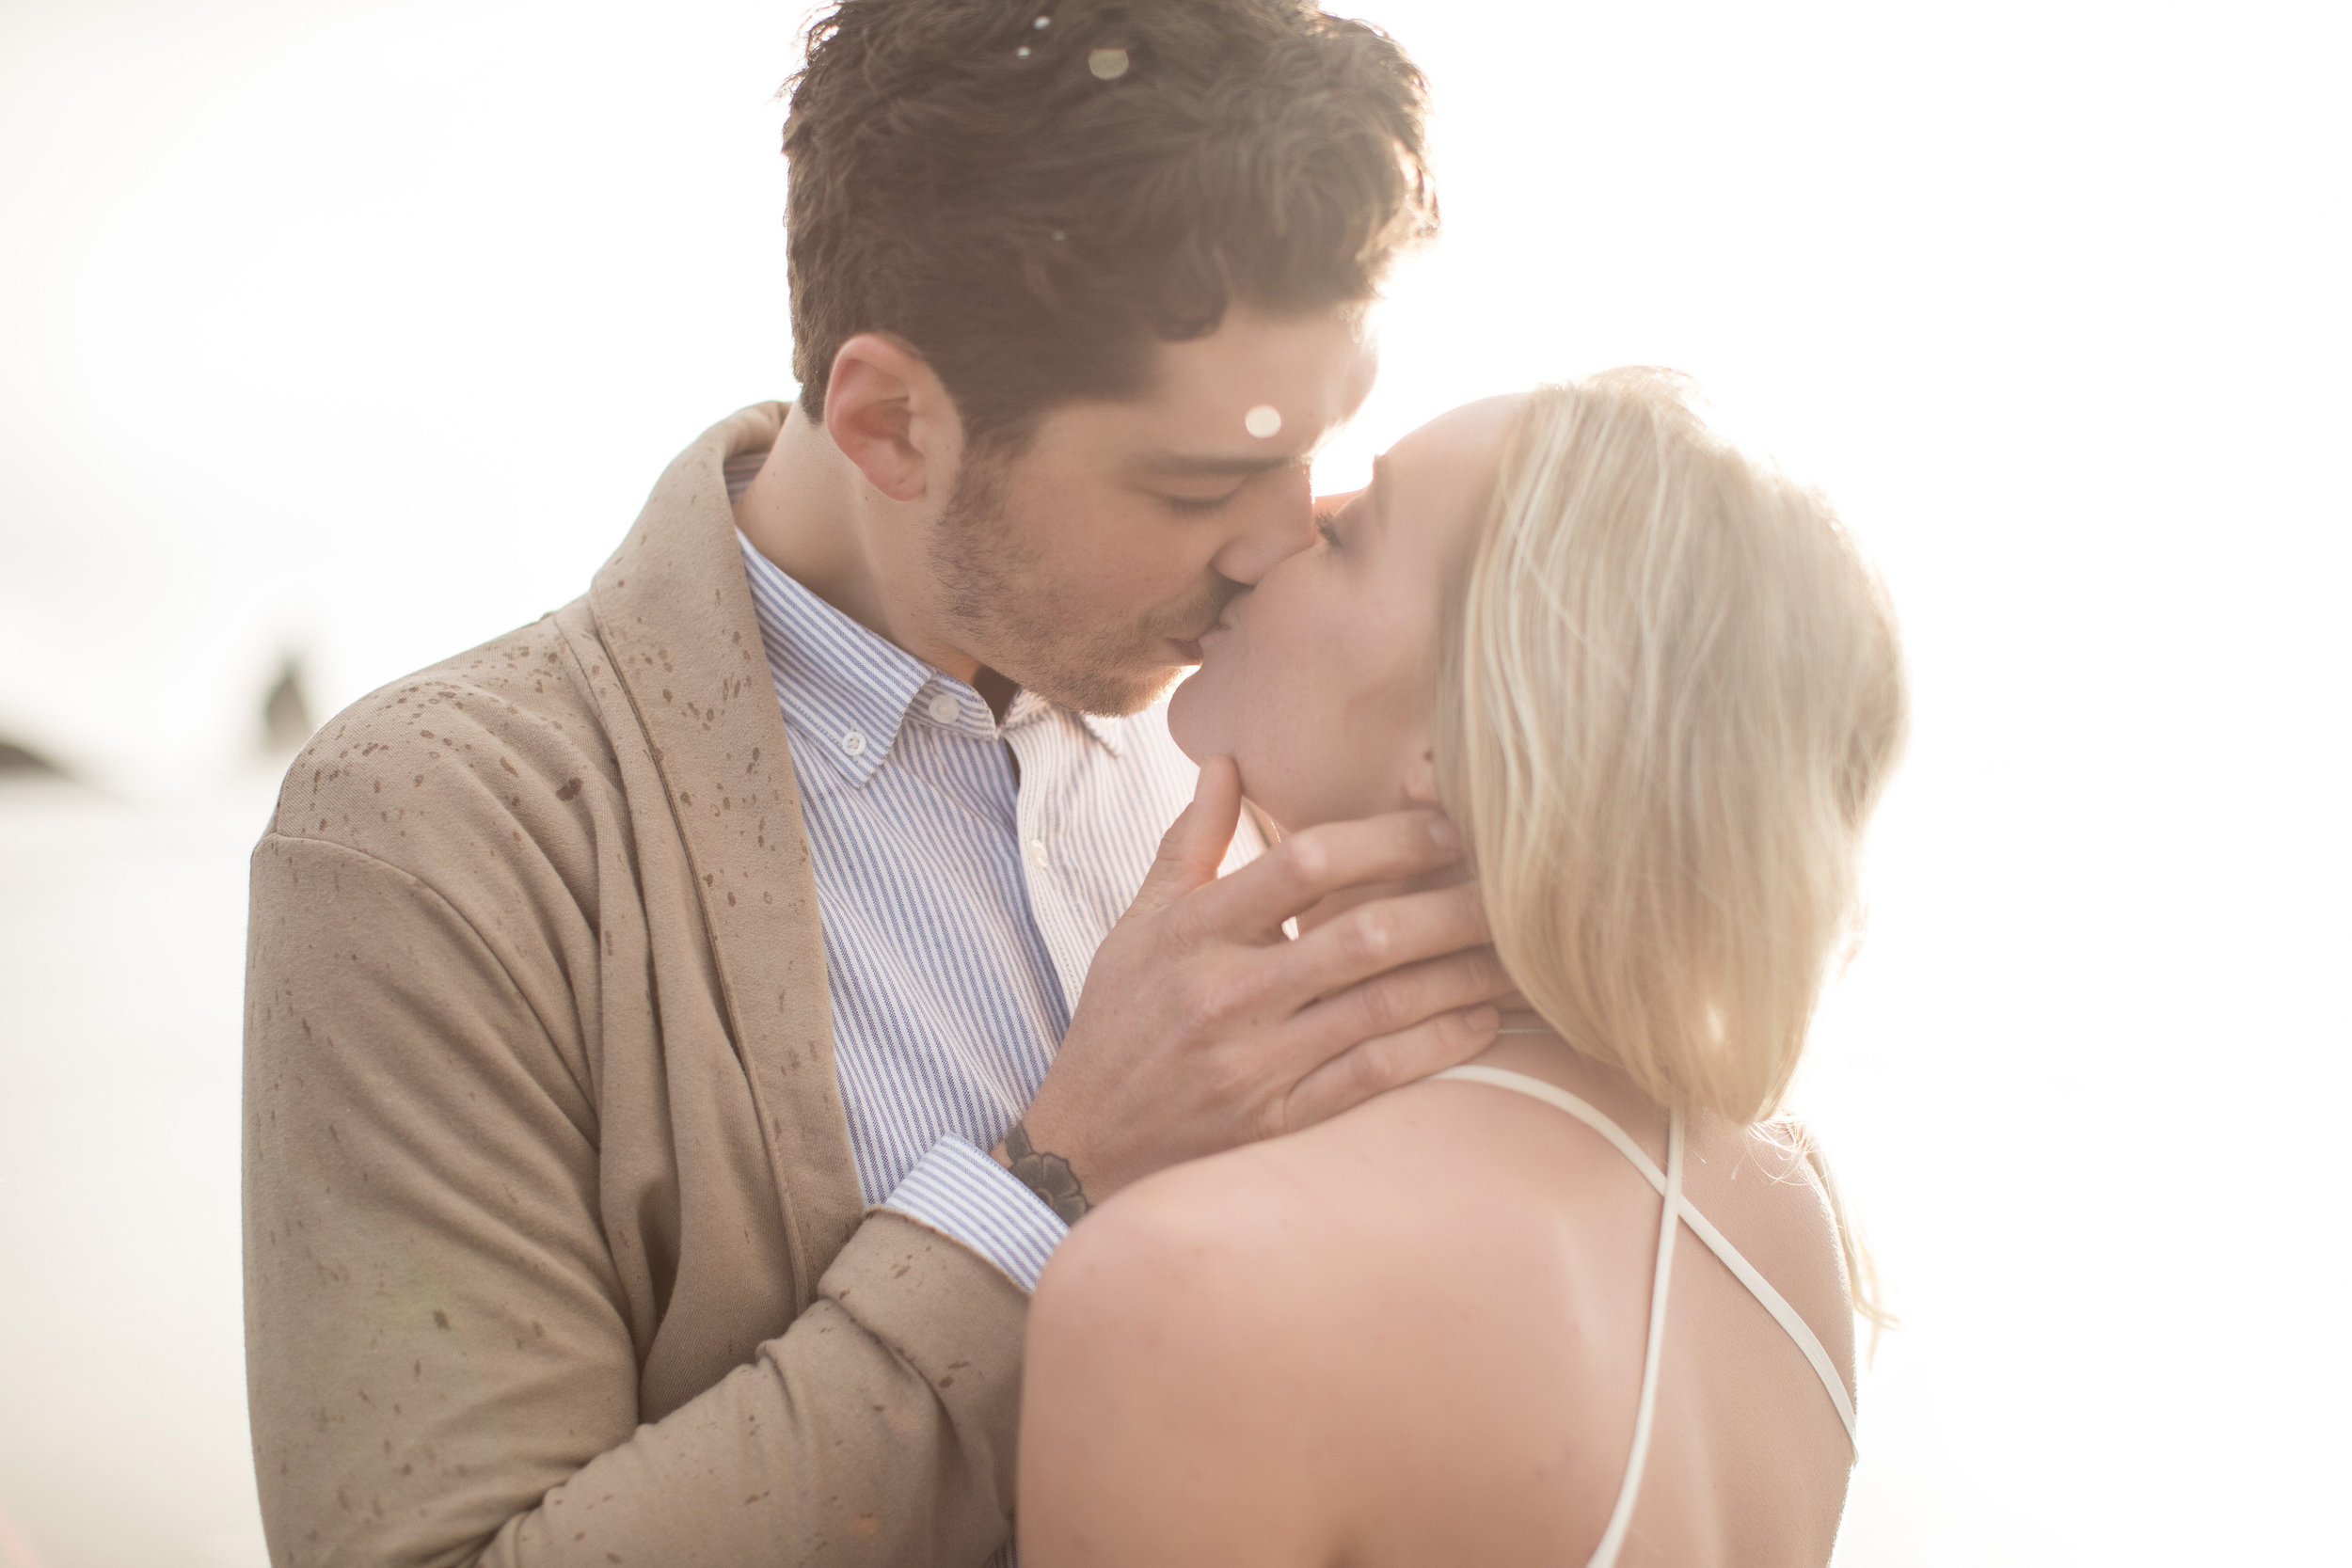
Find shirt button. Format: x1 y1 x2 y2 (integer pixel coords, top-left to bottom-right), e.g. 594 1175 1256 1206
841 729 866 757
1026 838 1050 871
928 694 961 725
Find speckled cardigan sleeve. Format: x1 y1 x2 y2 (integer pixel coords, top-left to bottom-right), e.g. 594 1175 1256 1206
242 404 1025 1568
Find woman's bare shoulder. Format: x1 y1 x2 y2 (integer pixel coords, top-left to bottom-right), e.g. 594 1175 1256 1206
1032 1078 1556 1359
1019 1103 1464 1564
1038 1106 1401 1323
1023 1125 1383 1479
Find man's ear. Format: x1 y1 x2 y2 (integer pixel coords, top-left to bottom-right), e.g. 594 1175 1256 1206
823 333 961 503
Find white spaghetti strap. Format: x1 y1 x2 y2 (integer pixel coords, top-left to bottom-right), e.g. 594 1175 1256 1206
1583 1110 1683 1568
1663 1198 1859 1450
1434 1065 1859 1450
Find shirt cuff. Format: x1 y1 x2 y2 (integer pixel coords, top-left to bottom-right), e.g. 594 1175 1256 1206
882 1135 1071 1292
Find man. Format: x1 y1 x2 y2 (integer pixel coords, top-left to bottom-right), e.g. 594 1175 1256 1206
242 3 1504 1564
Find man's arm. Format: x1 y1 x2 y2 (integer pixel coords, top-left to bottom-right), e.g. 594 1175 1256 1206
245 832 1022 1568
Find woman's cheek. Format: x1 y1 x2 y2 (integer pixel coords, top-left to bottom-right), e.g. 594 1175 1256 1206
1245 676 1318 808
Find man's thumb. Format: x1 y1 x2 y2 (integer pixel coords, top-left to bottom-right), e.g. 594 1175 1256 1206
1134 754 1241 912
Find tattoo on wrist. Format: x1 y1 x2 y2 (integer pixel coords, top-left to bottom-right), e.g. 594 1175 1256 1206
1002 1120 1091 1225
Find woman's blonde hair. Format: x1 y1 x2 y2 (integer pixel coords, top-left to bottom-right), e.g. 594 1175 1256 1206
1438 370 1908 1120
1438 371 1907 1327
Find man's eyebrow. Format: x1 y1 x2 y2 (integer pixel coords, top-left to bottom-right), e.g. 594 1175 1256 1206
1131 451 1302 479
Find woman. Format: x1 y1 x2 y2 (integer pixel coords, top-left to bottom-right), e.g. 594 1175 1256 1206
1018 371 1908 1566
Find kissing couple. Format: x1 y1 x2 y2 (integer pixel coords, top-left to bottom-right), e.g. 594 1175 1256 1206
242 3 1905 1565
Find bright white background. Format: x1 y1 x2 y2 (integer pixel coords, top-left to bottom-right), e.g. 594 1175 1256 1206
1 1 2346 1564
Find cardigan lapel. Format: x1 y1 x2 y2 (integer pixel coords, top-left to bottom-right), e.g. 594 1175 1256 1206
587 403 867 1294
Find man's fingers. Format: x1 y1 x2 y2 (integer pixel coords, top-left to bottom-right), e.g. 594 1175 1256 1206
1279 1004 1502 1132
1181 809 1465 940
1277 881 1495 1007
1287 938 1514 1060
1129 754 1243 918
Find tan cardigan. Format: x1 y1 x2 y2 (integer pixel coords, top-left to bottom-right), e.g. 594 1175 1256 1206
244 404 1026 1568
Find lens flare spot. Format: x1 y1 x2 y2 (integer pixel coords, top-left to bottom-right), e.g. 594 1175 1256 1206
1088 47 1130 80
1244 404 1283 438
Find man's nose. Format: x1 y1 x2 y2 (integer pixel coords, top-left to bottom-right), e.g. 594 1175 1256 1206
1207 467 1315 587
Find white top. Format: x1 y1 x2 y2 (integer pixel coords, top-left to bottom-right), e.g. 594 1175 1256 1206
1432 1065 1859 1568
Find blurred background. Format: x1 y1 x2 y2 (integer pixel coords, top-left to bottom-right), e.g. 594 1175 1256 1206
2 0 2345 1563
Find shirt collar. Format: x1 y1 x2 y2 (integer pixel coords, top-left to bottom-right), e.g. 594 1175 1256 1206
1073 705 1129 755
736 531 1124 784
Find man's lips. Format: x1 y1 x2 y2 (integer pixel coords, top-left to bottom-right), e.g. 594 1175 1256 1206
1166 594 1241 664
1170 611 1232 664
1171 613 1236 665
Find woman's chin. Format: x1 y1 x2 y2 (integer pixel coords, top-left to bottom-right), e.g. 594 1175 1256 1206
1165 667 1215 766
1166 673 1304 835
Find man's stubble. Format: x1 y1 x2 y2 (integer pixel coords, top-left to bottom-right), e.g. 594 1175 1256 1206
930 453 1230 718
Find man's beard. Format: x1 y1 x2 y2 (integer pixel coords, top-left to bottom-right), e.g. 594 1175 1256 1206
930 453 1231 717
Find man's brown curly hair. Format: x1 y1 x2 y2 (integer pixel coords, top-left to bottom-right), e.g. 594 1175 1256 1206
782 0 1437 453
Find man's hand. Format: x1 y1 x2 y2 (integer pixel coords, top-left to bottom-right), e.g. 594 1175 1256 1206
1000 756 1508 1212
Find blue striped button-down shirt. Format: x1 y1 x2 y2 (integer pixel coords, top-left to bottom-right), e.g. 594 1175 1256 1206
732 496 1260 1301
